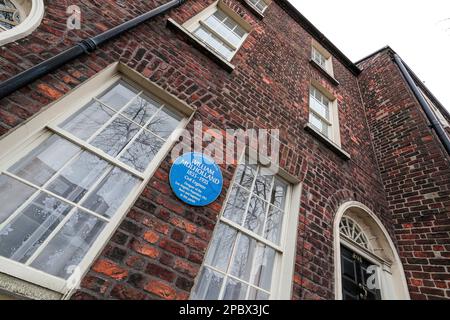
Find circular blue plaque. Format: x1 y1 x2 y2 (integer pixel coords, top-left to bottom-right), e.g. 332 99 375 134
169 152 223 207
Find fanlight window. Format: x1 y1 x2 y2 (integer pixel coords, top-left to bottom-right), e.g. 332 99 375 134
339 217 370 250
0 0 21 31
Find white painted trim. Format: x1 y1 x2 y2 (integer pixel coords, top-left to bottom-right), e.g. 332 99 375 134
333 201 410 300
182 0 251 62
0 0 45 46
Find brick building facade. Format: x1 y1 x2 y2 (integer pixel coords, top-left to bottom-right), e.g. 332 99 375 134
0 0 448 300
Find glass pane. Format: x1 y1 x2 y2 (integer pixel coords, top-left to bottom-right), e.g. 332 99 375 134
248 287 269 300
255 1 267 11
98 82 138 111
223 186 250 224
147 107 182 139
309 113 330 137
191 267 224 300
194 27 234 60
8 135 80 187
253 170 273 201
121 94 161 126
243 196 267 235
205 223 237 272
310 97 329 120
0 174 36 224
270 178 287 209
60 101 115 141
230 234 256 282
223 278 248 300
264 206 284 244
91 115 140 157
30 210 106 279
234 164 256 189
46 151 111 203
250 244 275 291
0 192 73 263
119 130 164 172
82 167 140 218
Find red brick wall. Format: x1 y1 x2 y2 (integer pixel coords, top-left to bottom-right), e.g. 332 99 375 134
0 0 422 300
358 49 450 299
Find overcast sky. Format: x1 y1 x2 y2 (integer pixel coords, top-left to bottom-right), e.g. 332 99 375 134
290 0 450 112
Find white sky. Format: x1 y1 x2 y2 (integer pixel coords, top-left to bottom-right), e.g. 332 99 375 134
290 0 450 112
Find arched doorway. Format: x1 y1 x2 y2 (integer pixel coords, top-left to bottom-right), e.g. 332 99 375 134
334 201 410 300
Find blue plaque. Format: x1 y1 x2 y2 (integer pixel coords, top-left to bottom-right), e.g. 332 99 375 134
169 152 223 207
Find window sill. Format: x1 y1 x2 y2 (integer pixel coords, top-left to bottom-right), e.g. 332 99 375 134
304 123 350 160
167 18 235 73
240 0 265 19
310 59 340 86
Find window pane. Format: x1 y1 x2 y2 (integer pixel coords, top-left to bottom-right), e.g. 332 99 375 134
194 26 234 60
0 192 73 263
191 267 224 300
250 244 275 290
253 170 273 200
121 94 161 126
119 130 164 172
270 178 287 209
248 287 269 300
91 115 140 157
309 113 330 137
264 206 284 244
0 174 36 224
46 151 111 203
82 167 140 218
223 278 248 300
30 210 106 279
243 195 267 235
60 101 115 141
146 107 182 139
205 223 237 272
235 164 256 189
223 186 250 224
230 234 256 282
98 82 138 111
310 96 329 120
8 135 80 187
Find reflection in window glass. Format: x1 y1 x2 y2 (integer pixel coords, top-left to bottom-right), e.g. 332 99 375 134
192 165 290 300
0 78 184 284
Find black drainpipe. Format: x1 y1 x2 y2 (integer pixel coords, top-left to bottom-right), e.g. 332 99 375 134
0 0 185 100
393 54 450 156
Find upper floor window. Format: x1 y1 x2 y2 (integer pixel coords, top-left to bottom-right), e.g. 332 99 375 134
191 163 299 300
0 63 192 294
311 42 334 76
246 0 270 14
183 1 251 61
309 84 341 146
0 0 44 45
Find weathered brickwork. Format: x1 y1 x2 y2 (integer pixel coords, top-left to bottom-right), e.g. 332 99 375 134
358 49 450 299
0 0 448 300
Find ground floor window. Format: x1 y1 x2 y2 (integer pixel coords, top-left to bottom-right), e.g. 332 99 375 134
0 63 192 294
191 163 299 300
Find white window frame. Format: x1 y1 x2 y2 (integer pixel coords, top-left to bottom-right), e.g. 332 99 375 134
182 0 252 61
245 0 271 15
191 153 301 300
311 40 334 76
0 62 195 296
0 0 44 46
309 81 341 146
